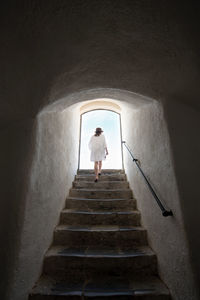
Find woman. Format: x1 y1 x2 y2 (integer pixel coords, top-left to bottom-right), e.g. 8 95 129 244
88 127 108 182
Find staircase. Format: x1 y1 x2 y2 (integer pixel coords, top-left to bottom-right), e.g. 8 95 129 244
29 169 170 299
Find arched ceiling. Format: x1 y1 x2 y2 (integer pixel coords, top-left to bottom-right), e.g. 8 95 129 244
80 100 122 114
41 88 155 114
1 1 200 126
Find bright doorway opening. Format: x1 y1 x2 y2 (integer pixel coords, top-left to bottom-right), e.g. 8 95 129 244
79 110 123 169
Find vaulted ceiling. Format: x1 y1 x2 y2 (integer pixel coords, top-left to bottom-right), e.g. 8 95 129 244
1 1 200 127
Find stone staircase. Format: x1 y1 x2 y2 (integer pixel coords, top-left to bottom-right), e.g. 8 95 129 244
29 169 171 299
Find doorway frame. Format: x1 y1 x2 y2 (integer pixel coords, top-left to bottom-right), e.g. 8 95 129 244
78 108 124 170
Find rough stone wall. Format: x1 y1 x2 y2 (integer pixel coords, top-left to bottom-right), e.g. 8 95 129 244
121 101 199 300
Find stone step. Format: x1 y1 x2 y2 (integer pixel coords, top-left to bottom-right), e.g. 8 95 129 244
43 246 157 280
29 167 172 300
69 188 132 199
60 209 141 226
65 197 137 211
53 225 147 248
72 181 129 189
29 275 170 299
75 174 127 181
77 169 125 175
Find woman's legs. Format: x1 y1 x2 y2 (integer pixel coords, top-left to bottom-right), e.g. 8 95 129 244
94 161 98 180
98 161 102 174
94 161 102 181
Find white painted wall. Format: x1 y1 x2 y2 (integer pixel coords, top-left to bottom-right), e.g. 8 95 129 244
121 101 198 300
8 107 80 300
4 95 199 300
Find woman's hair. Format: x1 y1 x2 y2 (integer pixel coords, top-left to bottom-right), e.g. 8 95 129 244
94 127 103 136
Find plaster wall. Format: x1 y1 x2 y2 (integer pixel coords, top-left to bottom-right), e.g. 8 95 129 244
163 100 200 291
0 119 37 300
4 107 80 300
121 101 198 300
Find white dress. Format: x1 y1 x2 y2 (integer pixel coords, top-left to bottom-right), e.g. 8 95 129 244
88 134 107 162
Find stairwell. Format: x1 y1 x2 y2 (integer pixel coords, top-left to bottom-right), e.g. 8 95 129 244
29 169 171 299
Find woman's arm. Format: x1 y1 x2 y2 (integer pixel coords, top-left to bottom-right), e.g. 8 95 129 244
88 136 93 150
102 135 108 155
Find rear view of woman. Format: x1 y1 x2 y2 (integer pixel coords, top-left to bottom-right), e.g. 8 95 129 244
88 127 108 182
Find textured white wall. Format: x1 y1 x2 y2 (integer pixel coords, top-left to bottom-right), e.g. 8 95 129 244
8 107 80 300
121 101 198 300
2 95 199 300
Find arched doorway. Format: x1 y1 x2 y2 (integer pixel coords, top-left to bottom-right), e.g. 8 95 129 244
79 109 123 169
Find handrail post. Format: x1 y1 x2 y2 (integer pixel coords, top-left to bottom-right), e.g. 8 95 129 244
122 141 173 217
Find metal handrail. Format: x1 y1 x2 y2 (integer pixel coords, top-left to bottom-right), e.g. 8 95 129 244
122 141 173 217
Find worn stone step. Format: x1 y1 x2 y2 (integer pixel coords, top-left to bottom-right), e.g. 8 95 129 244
53 225 147 248
75 174 127 181
65 197 137 211
77 169 125 175
60 209 141 226
72 181 129 189
29 275 170 299
69 188 132 199
44 246 157 280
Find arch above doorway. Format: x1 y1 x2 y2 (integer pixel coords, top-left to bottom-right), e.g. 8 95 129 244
41 88 155 114
80 99 121 114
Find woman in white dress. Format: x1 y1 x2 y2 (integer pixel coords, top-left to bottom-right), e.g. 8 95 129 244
88 127 108 182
